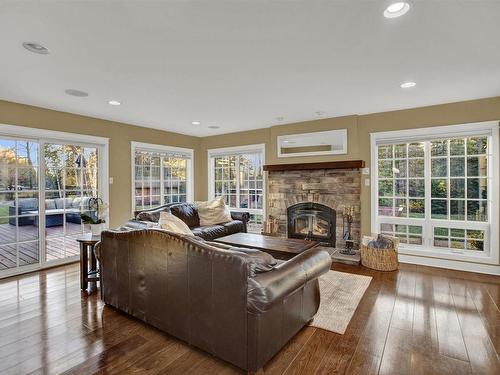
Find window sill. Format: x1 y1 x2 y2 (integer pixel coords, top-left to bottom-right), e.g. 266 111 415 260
398 245 498 265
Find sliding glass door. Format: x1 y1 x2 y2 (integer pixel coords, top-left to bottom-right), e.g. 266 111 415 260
0 134 105 277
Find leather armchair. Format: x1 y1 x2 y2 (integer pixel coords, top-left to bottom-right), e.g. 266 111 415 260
96 229 331 372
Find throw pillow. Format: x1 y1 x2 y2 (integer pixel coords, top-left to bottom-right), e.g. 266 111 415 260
196 197 232 226
158 211 194 236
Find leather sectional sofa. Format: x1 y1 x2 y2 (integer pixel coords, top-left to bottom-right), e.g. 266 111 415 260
95 229 331 372
126 202 250 240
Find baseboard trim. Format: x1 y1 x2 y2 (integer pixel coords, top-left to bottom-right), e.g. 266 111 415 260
399 254 500 276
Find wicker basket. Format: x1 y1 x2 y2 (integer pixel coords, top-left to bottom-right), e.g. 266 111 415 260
360 236 399 271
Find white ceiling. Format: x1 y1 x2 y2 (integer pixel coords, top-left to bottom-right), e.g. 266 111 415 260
1 1 499 137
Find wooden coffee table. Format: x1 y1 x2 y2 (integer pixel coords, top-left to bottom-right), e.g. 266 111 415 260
213 232 319 260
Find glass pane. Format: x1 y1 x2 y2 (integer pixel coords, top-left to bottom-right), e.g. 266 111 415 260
17 167 38 191
450 139 465 155
450 200 465 220
408 142 424 157
18 218 40 241
394 160 407 177
431 158 447 177
44 144 64 168
467 178 487 199
378 145 393 159
450 179 465 198
0 192 16 218
467 137 487 155
431 200 447 219
0 165 16 191
467 156 487 177
17 141 39 166
378 180 393 197
378 198 393 216
450 239 465 249
408 179 424 197
394 199 407 217
408 199 425 218
394 144 406 158
450 157 465 177
0 140 17 165
378 160 393 178
390 179 404 197
431 179 447 198
431 140 448 156
64 168 81 190
467 240 484 251
467 200 487 222
18 241 39 266
408 159 424 177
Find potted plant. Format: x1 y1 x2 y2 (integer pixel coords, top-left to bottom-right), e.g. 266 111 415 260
80 197 108 236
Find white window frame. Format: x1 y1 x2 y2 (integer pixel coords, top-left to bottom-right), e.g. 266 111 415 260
130 141 194 214
0 123 109 279
207 143 266 218
371 121 499 267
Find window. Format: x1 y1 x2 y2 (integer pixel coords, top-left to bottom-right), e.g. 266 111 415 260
131 142 193 211
371 122 498 265
208 144 265 233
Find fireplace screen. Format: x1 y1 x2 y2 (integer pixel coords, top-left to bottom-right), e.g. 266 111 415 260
287 202 336 247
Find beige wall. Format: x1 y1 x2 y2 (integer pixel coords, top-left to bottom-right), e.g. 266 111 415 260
0 100 200 228
196 96 500 237
2 96 500 236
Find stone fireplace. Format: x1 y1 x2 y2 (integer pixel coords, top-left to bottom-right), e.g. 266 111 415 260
266 164 362 248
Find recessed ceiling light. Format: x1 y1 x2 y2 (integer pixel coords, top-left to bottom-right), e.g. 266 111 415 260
208 125 220 129
22 42 50 55
108 100 121 106
191 121 201 125
400 81 416 88
384 2 410 18
64 89 88 97
276 117 284 121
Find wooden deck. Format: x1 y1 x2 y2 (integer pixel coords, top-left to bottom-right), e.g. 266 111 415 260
0 223 81 271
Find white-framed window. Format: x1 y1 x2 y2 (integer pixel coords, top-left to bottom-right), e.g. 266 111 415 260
371 122 499 266
131 142 193 212
208 144 265 233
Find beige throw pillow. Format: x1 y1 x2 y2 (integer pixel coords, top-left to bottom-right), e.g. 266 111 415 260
196 197 232 226
158 211 194 236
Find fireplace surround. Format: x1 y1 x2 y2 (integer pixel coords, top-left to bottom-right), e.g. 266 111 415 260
287 202 336 246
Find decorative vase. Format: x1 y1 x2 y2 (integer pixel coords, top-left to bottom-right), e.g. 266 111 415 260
90 223 103 236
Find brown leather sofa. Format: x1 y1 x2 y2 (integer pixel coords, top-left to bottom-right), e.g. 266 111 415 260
96 229 331 373
126 202 250 241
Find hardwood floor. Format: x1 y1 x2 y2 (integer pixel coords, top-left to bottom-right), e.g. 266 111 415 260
0 262 499 374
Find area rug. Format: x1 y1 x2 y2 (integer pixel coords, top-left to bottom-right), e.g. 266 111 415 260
309 270 372 334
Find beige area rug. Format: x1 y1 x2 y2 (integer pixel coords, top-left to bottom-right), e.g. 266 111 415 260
309 270 372 334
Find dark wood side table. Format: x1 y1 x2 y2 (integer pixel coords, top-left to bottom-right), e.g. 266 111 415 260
76 234 101 294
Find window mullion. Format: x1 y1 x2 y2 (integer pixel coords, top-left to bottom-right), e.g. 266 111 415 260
160 156 164 205
424 141 432 247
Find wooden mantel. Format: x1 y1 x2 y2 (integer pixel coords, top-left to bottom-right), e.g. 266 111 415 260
263 160 365 172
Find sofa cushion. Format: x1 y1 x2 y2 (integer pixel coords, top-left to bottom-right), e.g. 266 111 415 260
136 210 161 222
18 198 38 210
208 241 278 273
158 211 193 236
191 225 226 241
223 220 245 235
45 199 56 210
196 197 232 226
170 203 200 228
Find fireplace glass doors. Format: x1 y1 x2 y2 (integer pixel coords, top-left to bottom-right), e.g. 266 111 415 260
287 202 336 246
